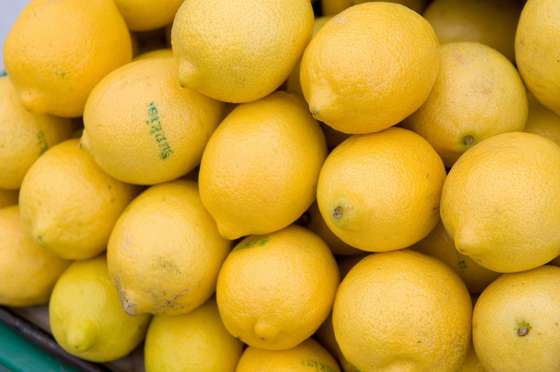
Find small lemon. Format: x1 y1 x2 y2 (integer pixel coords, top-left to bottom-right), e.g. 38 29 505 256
321 0 427 16
145 299 244 372
525 94 560 146
172 0 314 103
236 339 340 372
4 0 132 117
83 58 224 185
441 132 560 272
0 189 18 209
108 180 230 316
333 250 472 372
0 76 73 190
300 2 439 134
317 127 446 252
217 226 339 350
114 0 183 31
473 266 560 372
134 49 173 61
199 92 326 239
19 139 136 260
0 206 69 307
49 256 150 362
460 343 487 372
405 42 527 166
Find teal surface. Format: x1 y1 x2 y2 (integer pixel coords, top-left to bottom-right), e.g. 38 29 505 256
0 322 76 372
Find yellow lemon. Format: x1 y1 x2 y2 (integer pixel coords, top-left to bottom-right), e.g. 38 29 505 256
134 48 173 61
0 76 73 190
114 0 183 31
236 339 340 372
317 127 446 252
19 140 135 260
473 266 560 372
199 92 326 240
414 223 499 294
333 250 472 372
516 0 560 115
108 180 230 316
172 0 314 103
321 0 427 16
0 206 69 307
145 299 244 372
49 256 150 362
217 226 339 350
0 189 18 209
441 132 560 273
424 0 523 61
460 344 487 372
405 42 527 166
525 94 560 146
4 0 132 117
83 58 224 185
300 2 439 134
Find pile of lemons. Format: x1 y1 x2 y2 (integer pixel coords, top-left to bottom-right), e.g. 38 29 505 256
2 0 560 371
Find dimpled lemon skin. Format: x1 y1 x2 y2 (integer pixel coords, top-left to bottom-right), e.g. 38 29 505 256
473 266 560 372
516 0 560 115
114 0 184 31
172 0 314 103
199 92 326 240
334 250 472 372
322 0 426 16
50 257 150 362
108 181 230 316
83 58 224 185
441 132 560 273
0 190 18 209
236 339 340 372
0 206 69 307
145 300 243 372
300 2 439 134
19 140 136 260
405 42 528 167
217 226 339 350
525 94 560 146
317 127 446 252
3 0 132 118
0 77 73 190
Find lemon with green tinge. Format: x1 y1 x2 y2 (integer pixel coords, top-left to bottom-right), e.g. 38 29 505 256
108 180 230 316
83 57 224 185
405 42 527 166
473 265 560 372
333 250 472 372
525 94 560 146
300 2 439 134
199 92 326 240
236 339 340 372
171 0 314 103
441 132 560 273
0 76 73 190
321 0 427 16
114 0 184 31
4 0 132 117
145 300 244 372
217 226 339 350
134 49 173 61
19 139 136 260
50 256 150 362
0 189 18 209
0 206 69 307
317 127 446 252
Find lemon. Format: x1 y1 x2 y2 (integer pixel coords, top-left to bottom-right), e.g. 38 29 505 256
317 127 446 252
172 0 314 103
19 139 135 260
525 94 560 146
441 132 560 273
134 49 173 61
199 92 326 239
0 206 69 307
145 299 244 372
4 0 132 117
333 250 472 372
321 0 427 16
0 189 18 209
83 58 224 185
516 0 560 115
460 344 487 372
217 226 339 350
114 0 183 31
405 42 528 166
49 256 150 362
473 265 560 372
300 2 439 134
0 76 73 190
424 0 523 61
108 180 230 316
236 339 340 372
